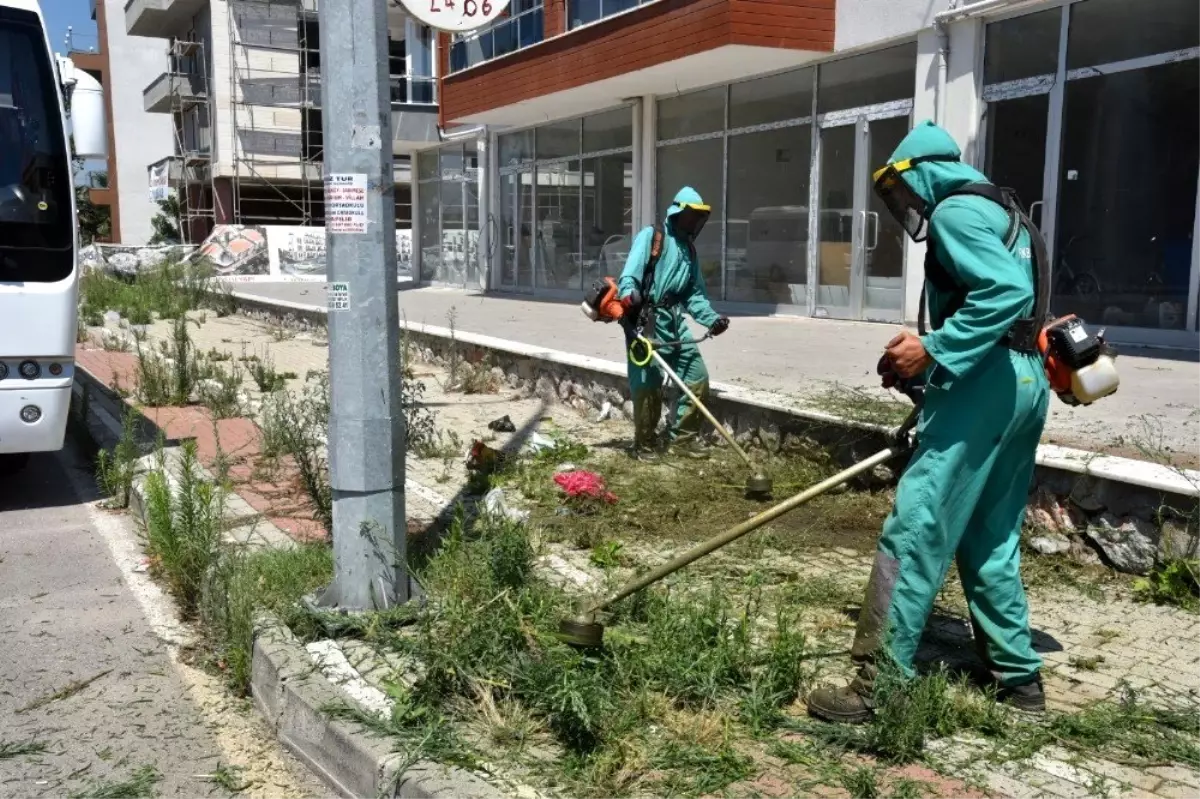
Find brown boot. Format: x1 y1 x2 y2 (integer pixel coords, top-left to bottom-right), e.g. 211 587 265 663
806 667 876 724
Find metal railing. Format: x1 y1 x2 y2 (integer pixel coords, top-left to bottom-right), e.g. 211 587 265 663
567 0 656 29
449 0 545 73
390 75 438 105
64 27 100 53
307 72 438 107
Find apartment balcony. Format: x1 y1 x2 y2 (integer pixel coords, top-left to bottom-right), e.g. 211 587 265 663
65 29 105 79
148 153 211 188
143 71 207 113
125 0 207 38
304 72 439 152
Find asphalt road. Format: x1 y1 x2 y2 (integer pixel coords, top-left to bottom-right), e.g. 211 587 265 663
0 445 325 798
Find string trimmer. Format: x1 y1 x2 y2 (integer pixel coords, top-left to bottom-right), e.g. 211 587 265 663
627 332 773 500
557 395 921 649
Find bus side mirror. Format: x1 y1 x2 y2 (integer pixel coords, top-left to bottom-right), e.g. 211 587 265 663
59 57 106 159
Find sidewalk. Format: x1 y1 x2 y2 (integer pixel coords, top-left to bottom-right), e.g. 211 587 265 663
236 282 1200 467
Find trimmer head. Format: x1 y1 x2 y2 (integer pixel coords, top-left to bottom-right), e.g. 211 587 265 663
557 614 606 649
744 472 774 501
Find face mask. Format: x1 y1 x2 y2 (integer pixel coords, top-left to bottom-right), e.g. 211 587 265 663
672 203 711 239
872 154 959 242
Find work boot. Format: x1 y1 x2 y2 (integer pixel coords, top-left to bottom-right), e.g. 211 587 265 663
997 675 1046 714
806 669 876 724
667 433 711 459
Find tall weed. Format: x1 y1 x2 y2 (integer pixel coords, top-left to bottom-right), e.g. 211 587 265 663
142 440 224 618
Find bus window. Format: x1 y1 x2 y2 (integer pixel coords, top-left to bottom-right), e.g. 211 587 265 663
0 7 73 282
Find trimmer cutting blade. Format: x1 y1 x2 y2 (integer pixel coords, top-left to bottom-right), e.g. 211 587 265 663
557 614 606 649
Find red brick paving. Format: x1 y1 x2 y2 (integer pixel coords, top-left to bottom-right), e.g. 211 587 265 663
77 344 328 543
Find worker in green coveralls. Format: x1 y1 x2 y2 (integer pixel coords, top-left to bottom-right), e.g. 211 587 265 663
617 186 730 458
806 121 1051 722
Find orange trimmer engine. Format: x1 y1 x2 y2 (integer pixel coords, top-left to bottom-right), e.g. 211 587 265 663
581 276 625 323
1036 314 1120 406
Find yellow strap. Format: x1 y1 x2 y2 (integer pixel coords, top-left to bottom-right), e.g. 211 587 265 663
628 335 654 367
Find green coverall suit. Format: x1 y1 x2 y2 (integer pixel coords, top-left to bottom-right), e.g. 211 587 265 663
810 122 1051 721
618 186 722 450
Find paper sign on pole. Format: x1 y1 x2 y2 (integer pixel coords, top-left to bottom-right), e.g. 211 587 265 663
324 173 369 233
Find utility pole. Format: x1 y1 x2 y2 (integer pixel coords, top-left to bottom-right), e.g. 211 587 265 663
314 0 410 610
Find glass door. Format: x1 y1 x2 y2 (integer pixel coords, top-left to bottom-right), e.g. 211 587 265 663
498 170 534 292
862 115 911 322
815 113 909 321
815 122 858 318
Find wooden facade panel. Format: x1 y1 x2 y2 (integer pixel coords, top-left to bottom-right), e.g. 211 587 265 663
439 0 836 124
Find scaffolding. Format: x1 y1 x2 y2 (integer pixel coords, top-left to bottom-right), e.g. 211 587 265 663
225 0 322 228
166 38 218 244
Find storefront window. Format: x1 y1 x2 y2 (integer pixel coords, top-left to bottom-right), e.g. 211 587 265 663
416 148 437 181
417 142 480 285
984 9 1061 84
656 137 724 293
581 152 634 286
1066 0 1198 70
499 170 534 288
1055 60 1198 329
657 87 725 140
536 120 581 161
725 126 811 304
499 129 534 167
817 43 916 113
985 93 1050 216
729 67 813 129
583 106 633 152
499 107 635 293
537 161 582 290
418 172 440 282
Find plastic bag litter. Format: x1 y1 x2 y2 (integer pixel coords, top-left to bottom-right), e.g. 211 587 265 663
553 470 618 504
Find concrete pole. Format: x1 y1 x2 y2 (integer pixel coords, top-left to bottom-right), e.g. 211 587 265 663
315 0 411 610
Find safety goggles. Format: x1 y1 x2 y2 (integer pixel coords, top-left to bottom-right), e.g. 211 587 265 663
872 154 959 242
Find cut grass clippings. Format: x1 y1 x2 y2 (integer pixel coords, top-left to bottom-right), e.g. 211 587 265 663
68 765 161 799
16 670 113 715
0 740 48 759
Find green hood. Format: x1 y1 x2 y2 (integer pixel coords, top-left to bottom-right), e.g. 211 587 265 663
884 120 989 211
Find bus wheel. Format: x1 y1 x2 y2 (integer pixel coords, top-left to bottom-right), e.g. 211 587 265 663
0 454 30 476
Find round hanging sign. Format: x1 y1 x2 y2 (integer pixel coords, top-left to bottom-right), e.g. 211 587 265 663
396 0 513 33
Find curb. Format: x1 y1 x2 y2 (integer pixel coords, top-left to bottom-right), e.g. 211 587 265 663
228 289 1200 509
251 617 496 799
71 359 503 799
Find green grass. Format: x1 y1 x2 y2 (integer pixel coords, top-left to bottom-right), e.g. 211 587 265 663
142 441 224 619
202 543 332 693
68 765 160 798
1133 557 1199 612
78 259 216 324
0 740 48 759
96 406 142 509
312 511 826 797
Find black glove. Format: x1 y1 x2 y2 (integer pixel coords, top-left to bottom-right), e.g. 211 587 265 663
877 353 899 389
709 316 730 337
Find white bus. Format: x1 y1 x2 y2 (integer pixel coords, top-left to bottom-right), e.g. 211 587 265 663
0 0 105 473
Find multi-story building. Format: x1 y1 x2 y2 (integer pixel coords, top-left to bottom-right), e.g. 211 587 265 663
413 0 1200 348
125 0 441 243
68 0 175 245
